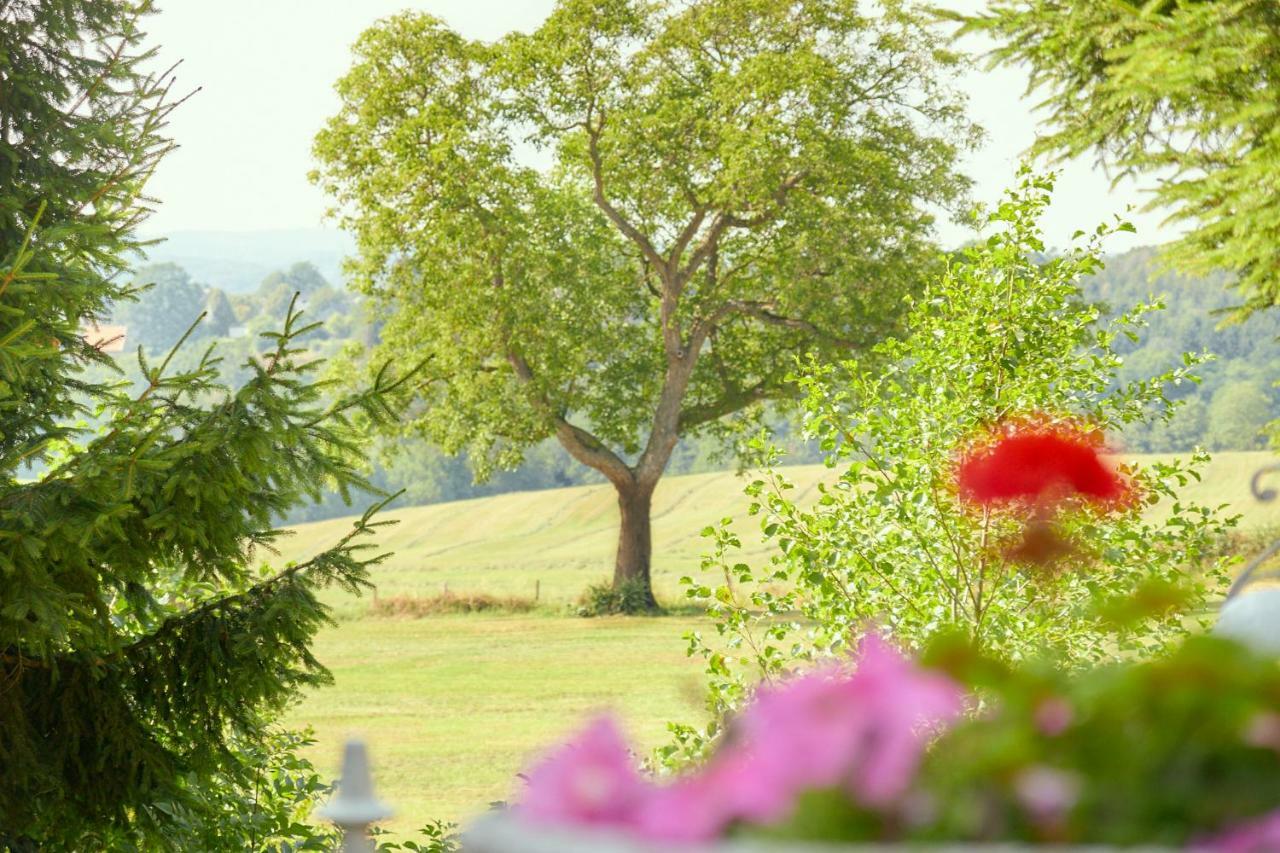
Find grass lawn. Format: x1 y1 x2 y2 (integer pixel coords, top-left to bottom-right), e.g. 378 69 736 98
284 612 708 834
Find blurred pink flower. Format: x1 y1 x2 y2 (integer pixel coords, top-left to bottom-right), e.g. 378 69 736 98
846 635 966 806
703 746 798 826
517 635 966 841
633 735 804 841
633 767 739 842
1013 766 1080 823
1194 809 1280 853
738 634 965 809
1033 697 1075 737
738 663 868 791
518 716 651 829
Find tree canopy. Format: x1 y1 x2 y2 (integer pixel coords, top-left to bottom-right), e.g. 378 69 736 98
958 0 1280 318
314 0 978 602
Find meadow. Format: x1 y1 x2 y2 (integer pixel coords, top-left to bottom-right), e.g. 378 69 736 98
283 451 1280 832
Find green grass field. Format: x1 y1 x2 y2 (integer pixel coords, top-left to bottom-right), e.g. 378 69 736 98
283 451 1280 833
285 614 705 833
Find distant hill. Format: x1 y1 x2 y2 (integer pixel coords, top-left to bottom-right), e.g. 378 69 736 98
135 227 354 292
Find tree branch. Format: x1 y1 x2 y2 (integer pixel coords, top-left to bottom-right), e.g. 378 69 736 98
3 501 389 672
674 172 806 289
668 207 709 271
678 381 774 432
675 213 731 290
721 299 863 350
586 113 666 273
505 347 633 487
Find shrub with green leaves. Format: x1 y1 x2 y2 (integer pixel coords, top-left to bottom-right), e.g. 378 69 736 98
64 729 342 852
665 173 1236 765
578 577 661 617
373 818 461 853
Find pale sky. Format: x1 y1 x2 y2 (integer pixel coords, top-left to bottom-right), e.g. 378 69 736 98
142 0 1172 252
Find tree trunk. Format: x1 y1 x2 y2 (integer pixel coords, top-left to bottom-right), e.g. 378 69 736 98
613 479 658 608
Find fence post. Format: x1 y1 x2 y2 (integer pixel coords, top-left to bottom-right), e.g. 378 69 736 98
318 739 394 853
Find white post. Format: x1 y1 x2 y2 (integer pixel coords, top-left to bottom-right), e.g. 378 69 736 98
1217 588 1280 655
318 739 394 853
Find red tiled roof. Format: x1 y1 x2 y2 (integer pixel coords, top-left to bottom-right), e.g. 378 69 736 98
82 323 128 353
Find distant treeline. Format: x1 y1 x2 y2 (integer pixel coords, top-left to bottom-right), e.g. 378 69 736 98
95 246 1279 523
97 260 816 524
1087 247 1280 454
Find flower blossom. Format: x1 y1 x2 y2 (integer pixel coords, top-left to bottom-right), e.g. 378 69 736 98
1033 697 1075 737
736 634 965 809
957 425 1128 508
1013 765 1081 823
518 716 651 829
516 635 966 842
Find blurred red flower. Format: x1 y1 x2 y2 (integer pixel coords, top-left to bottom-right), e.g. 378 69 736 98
957 427 1127 507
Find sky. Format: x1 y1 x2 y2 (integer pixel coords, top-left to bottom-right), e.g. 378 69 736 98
141 0 1173 252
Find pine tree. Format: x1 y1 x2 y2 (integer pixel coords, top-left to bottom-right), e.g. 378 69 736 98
956 0 1280 317
0 2 412 845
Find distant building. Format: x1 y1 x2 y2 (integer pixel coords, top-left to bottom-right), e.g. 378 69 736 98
81 322 128 353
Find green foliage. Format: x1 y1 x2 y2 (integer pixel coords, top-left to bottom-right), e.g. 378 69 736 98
756 635 1280 847
1206 380 1273 451
0 0 175 469
187 729 341 853
313 0 978 595
0 0 177 308
919 635 1280 847
0 259 411 844
53 729 343 852
94 242 1280 532
373 819 460 853
203 287 238 337
1083 246 1280 453
577 577 660 617
258 262 338 321
957 0 1280 318
259 262 330 300
666 173 1236 765
0 1 417 845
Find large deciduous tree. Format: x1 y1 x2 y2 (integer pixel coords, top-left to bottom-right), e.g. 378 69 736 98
957 0 1280 318
314 0 978 605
